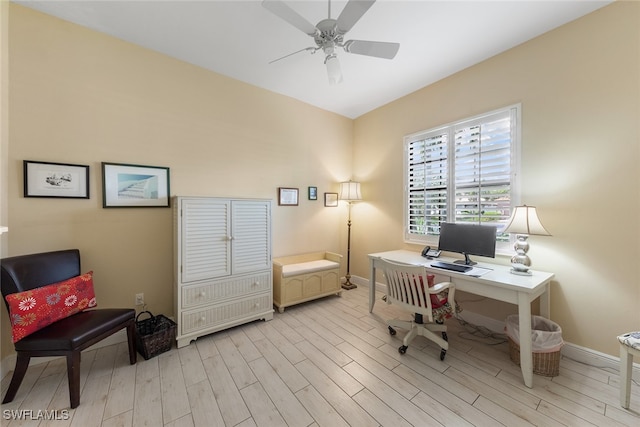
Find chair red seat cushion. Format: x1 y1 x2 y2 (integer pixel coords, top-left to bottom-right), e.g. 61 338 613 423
14 309 135 352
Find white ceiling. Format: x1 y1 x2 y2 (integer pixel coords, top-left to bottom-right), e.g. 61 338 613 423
15 0 612 119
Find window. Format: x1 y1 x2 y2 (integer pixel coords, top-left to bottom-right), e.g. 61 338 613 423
404 105 520 251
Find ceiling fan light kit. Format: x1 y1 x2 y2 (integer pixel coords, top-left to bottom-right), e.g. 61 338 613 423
324 53 343 85
263 0 400 84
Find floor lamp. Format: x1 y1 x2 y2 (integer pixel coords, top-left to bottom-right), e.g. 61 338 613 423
339 180 362 290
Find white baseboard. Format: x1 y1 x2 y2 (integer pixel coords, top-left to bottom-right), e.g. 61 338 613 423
1 329 128 380
561 341 640 380
355 274 640 380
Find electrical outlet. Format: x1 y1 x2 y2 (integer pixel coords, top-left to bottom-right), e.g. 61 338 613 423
135 293 144 306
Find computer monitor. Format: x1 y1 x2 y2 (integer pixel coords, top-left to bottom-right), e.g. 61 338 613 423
437 222 497 265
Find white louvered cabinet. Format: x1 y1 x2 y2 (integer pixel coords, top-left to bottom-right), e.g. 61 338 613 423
174 196 273 348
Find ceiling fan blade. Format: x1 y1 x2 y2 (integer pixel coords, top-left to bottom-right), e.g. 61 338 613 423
336 0 376 34
269 47 318 64
262 0 317 36
343 40 400 59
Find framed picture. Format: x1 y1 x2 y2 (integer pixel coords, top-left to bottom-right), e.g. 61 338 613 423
278 187 299 206
308 186 317 200
324 192 338 207
24 160 89 199
102 162 170 208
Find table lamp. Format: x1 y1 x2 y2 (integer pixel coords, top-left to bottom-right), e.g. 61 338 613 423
503 205 551 275
339 180 362 289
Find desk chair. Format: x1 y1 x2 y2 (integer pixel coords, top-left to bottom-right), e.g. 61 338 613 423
1 249 136 408
380 258 456 360
618 331 640 409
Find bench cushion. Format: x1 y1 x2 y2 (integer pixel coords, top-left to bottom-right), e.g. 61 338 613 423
281 260 339 277
618 331 640 350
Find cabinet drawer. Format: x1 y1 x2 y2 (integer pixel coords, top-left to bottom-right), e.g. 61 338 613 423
181 293 272 335
181 271 271 309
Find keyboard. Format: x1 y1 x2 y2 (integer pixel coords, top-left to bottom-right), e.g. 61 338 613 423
430 261 472 273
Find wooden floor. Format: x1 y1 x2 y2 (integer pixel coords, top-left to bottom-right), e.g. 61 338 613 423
2 285 639 426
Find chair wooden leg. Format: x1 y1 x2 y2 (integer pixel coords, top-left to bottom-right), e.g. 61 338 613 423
127 321 137 365
2 353 31 404
67 352 81 409
620 344 632 409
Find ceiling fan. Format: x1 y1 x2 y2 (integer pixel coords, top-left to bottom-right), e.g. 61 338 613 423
262 0 400 84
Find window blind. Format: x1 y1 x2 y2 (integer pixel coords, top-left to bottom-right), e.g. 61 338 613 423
407 132 448 236
405 106 519 244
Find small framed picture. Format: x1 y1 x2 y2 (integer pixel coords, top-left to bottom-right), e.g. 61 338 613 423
308 186 317 200
324 192 338 207
278 187 299 206
102 162 170 208
24 160 90 199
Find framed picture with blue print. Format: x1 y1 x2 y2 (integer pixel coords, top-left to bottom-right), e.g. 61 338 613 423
308 186 317 200
102 162 170 208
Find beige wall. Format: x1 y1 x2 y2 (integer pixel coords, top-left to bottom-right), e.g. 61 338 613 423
351 1 640 356
1 4 353 360
1 1 10 358
2 2 638 361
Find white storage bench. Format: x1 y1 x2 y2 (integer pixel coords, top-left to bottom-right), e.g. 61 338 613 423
273 252 343 313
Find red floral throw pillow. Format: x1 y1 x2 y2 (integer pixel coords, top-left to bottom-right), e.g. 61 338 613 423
417 274 448 308
5 272 97 342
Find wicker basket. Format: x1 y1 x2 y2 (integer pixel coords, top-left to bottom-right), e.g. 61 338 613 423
508 336 560 377
135 311 177 360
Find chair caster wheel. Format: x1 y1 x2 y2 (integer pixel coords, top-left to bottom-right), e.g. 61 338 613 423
442 332 448 341
440 349 447 360
399 345 407 354
388 326 396 336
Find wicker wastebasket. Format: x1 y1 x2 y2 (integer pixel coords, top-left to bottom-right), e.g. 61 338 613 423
135 311 177 360
505 315 563 377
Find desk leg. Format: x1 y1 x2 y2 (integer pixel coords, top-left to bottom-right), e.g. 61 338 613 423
539 283 550 318
518 292 533 388
369 260 376 313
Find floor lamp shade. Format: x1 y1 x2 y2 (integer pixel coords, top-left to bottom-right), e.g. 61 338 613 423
504 205 550 275
339 181 362 202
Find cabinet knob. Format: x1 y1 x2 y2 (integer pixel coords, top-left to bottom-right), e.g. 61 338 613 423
200 291 206 297
253 281 259 286
200 316 206 322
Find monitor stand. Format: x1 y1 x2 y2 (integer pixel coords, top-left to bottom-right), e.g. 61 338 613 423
454 253 476 266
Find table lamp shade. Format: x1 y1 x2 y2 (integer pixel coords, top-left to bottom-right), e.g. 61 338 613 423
504 205 551 236
339 181 362 202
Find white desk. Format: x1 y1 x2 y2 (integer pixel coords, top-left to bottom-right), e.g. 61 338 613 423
368 250 555 388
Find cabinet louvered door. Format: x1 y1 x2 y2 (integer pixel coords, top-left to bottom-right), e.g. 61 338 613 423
231 200 271 275
180 198 231 283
